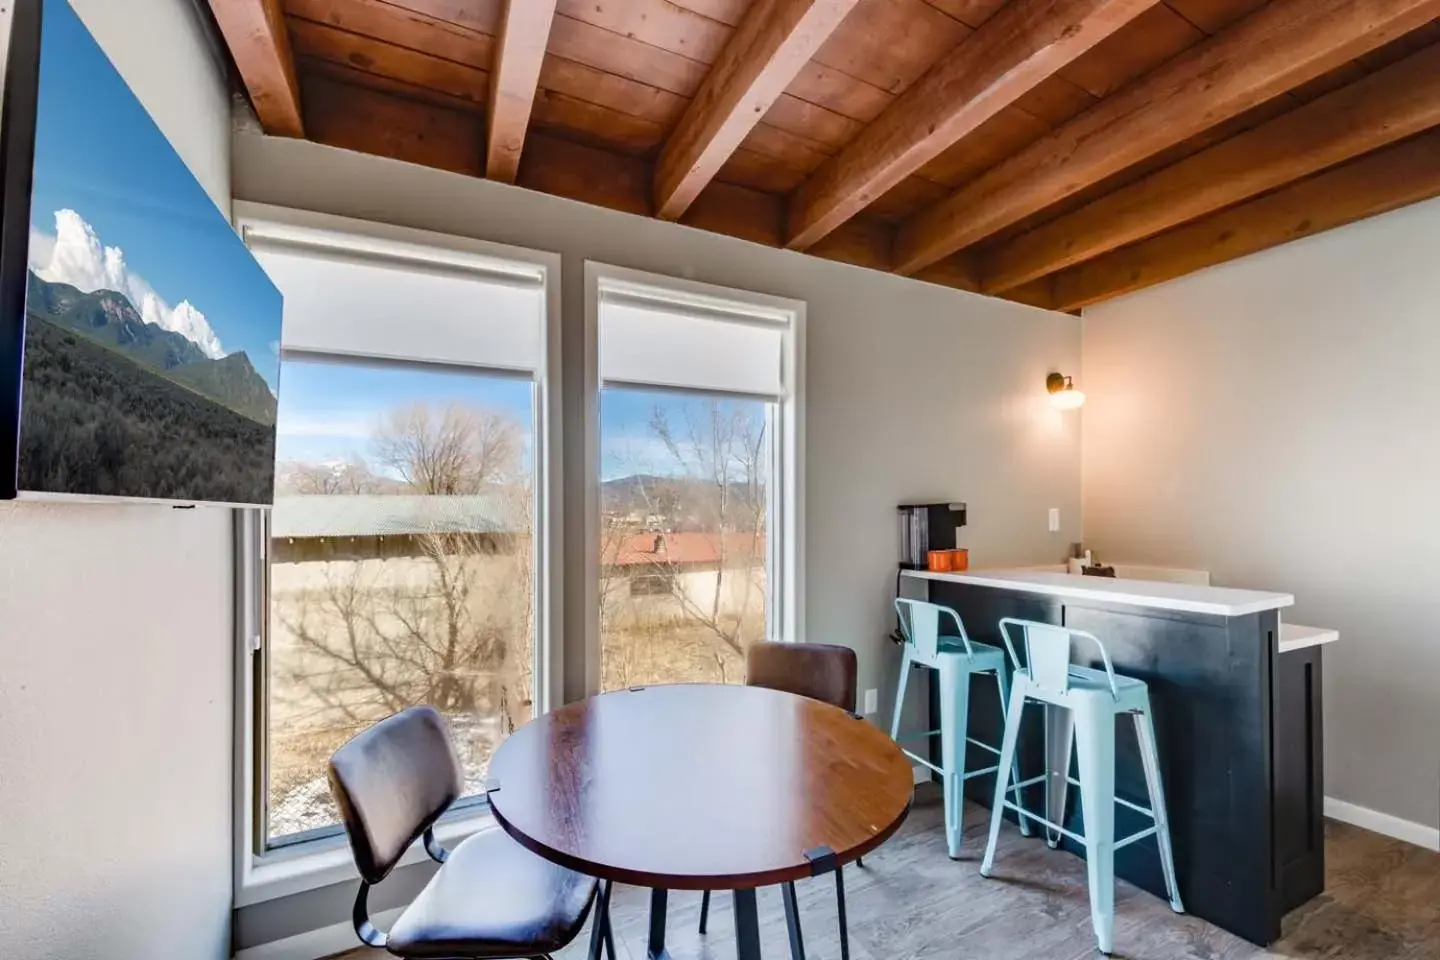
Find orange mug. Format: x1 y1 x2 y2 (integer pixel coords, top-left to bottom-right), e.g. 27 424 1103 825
927 550 953 572
949 548 969 572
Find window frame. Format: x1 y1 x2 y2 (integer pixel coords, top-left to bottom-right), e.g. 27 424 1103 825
583 262 806 696
230 203 563 905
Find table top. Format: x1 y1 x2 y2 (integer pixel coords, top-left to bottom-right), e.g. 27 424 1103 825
486 683 914 890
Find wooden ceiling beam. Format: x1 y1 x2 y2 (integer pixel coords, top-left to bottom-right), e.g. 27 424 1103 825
486 0 560 183
981 42 1440 292
654 0 863 221
298 78 924 286
208 0 305 137
892 0 1440 275
785 0 1160 251
1025 127 1440 311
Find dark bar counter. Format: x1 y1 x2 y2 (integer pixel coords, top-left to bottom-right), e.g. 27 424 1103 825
906 568 1326 946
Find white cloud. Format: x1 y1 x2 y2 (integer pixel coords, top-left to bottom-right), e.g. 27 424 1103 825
29 209 226 358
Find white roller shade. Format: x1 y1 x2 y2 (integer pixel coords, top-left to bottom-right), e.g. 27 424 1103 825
599 286 787 399
246 224 546 372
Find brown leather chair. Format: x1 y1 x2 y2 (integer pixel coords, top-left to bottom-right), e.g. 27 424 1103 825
329 706 614 959
699 642 862 960
744 640 858 712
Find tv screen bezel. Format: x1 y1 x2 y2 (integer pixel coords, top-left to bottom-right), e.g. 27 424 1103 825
0 0 42 501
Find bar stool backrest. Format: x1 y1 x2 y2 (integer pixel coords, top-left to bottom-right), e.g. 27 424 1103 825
998 618 1120 699
895 598 974 667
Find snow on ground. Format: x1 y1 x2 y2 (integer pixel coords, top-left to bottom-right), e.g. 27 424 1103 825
268 711 504 839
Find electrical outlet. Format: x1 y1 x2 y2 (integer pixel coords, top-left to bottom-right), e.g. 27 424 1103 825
863 688 879 715
1048 507 1061 533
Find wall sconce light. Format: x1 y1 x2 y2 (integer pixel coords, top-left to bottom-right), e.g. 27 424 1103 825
1047 372 1086 410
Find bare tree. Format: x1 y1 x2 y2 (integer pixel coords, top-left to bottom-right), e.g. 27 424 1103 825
269 401 535 828
277 456 383 495
615 399 767 671
276 522 531 729
372 402 523 494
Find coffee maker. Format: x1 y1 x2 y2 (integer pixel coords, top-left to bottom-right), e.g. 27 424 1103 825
897 501 967 569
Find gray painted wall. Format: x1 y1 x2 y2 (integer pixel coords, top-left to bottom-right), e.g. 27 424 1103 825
1082 195 1440 836
0 2 236 955
231 132 1084 945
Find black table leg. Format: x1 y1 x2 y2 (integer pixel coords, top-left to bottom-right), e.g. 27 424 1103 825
835 867 850 960
648 888 669 960
733 888 762 960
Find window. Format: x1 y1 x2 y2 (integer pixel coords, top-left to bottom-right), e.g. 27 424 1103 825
590 266 802 692
236 209 559 857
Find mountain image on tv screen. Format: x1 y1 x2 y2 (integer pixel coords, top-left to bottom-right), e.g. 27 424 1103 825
15 0 283 504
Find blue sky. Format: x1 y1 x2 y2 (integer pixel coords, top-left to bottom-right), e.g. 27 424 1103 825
27 0 282 390
275 360 765 482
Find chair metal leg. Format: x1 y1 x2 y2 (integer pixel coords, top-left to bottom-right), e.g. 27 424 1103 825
1045 705 1075 849
587 880 613 960
980 681 1026 878
781 881 805 960
994 668 1032 837
937 657 970 858
889 649 912 740
1134 706 1185 914
603 892 617 960
1074 703 1116 956
698 890 710 934
835 866 850 960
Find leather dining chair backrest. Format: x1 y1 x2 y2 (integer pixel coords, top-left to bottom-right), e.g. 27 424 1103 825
746 641 858 712
328 705 463 885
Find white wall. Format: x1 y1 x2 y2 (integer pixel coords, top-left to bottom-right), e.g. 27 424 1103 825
0 1 236 957
1082 194 1440 837
231 130 1084 725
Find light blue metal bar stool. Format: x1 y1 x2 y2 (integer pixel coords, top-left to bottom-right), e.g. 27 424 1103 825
891 598 1031 859
980 618 1184 956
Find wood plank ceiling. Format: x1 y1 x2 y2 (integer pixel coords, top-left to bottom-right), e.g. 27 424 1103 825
209 0 1440 311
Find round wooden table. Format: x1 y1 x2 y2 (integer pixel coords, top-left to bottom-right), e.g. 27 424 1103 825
487 683 914 960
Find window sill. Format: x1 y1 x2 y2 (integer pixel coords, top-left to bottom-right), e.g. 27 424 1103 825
235 805 496 907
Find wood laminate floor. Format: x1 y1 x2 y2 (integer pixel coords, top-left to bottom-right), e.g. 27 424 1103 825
336 786 1440 959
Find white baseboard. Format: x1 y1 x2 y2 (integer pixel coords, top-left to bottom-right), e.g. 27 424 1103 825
234 906 403 960
1325 796 1440 852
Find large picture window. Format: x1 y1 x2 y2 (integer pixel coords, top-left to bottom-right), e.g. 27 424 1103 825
590 267 802 692
236 209 559 856
266 359 536 840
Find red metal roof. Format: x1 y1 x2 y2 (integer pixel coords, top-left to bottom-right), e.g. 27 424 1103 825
603 532 765 568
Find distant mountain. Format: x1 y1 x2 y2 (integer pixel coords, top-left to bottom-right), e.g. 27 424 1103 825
28 272 209 368
26 270 276 424
602 473 762 530
170 352 278 424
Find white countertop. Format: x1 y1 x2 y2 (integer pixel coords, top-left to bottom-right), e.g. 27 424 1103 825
904 568 1295 617
1278 622 1340 654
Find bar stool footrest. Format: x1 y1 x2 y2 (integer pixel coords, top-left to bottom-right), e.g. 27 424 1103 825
1000 800 1164 852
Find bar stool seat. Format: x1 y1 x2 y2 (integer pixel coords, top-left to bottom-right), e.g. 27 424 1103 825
979 618 1184 957
1057 665 1149 702
891 599 1031 859
929 638 1009 677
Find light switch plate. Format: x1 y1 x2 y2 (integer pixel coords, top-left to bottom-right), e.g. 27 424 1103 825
1048 507 1061 532
863 688 878 715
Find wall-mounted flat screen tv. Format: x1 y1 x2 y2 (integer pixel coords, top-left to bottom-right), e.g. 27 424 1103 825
0 0 283 505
